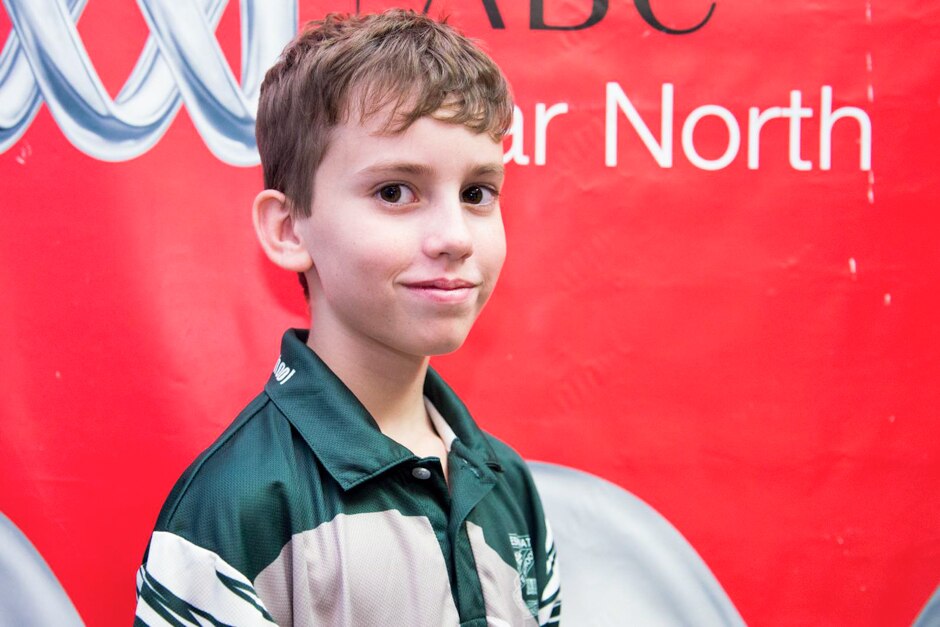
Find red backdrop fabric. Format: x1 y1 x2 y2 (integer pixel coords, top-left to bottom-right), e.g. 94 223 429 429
1 1 938 625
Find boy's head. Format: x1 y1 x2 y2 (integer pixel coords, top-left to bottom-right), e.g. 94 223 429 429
256 9 513 218
252 10 514 358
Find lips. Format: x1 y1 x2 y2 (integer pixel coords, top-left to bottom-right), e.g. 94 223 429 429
402 277 480 304
403 278 478 290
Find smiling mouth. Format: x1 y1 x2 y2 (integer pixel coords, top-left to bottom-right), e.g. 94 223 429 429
404 278 478 290
402 278 480 303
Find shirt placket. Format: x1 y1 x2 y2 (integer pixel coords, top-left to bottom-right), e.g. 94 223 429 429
448 439 499 624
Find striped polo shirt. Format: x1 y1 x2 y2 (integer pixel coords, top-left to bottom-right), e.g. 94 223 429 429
135 329 561 626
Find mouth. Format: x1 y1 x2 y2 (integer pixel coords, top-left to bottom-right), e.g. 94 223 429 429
402 278 481 303
404 278 479 290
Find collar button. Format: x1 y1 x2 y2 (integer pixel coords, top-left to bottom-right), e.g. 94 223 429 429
411 467 432 480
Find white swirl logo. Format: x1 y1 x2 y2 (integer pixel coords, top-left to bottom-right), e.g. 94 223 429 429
0 0 297 165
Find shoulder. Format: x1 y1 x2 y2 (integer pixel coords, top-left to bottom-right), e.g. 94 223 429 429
158 393 293 521
150 391 317 579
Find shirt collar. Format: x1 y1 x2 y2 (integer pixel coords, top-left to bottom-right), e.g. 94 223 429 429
263 329 500 490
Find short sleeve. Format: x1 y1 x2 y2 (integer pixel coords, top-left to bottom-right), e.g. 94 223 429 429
135 531 276 626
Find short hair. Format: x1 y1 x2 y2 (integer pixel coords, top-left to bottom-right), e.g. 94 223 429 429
256 9 514 218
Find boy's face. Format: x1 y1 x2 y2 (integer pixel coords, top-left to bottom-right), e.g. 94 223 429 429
297 108 506 359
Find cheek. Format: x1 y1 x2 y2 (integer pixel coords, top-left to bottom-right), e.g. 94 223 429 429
478 220 507 277
351 230 414 281
311 218 412 280
325 250 398 296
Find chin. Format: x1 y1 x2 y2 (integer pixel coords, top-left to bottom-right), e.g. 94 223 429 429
409 330 471 357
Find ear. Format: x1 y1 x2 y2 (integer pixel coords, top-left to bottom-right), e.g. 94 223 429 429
252 189 313 273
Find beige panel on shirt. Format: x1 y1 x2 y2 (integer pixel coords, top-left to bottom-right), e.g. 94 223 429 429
254 510 461 626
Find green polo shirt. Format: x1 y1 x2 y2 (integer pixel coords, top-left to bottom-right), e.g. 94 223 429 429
135 329 561 626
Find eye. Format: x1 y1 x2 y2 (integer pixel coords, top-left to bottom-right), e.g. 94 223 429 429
461 185 497 205
376 184 416 204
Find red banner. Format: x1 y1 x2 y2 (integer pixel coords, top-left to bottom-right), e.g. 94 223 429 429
1 1 938 625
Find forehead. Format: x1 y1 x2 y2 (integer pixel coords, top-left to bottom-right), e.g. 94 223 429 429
323 108 504 178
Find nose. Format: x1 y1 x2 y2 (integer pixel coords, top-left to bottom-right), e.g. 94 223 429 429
422 197 473 260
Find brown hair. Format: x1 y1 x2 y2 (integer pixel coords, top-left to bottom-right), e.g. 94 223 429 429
256 9 514 218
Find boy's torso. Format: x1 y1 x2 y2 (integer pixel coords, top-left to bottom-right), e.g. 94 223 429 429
135 329 560 627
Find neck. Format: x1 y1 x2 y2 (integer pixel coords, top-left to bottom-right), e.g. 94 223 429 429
306 316 430 436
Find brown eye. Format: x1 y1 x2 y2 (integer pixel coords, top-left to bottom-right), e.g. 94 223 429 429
379 185 402 202
461 185 495 205
375 184 416 205
462 186 482 204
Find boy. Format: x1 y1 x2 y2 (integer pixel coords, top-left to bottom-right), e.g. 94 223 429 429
135 9 560 626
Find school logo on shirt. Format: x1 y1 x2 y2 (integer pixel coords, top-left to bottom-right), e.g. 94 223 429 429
509 533 538 613
273 356 296 385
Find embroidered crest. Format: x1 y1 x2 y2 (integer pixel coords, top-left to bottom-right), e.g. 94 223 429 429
509 533 538 613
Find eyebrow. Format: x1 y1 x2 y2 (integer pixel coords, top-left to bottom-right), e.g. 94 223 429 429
355 161 505 179
471 163 506 178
